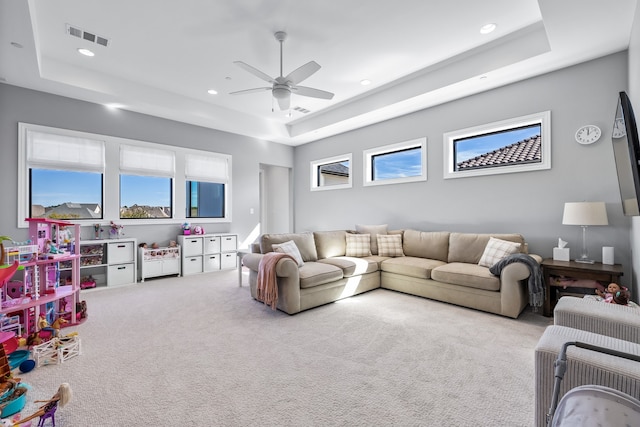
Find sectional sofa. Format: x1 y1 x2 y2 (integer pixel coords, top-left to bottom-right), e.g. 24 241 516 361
242 226 542 318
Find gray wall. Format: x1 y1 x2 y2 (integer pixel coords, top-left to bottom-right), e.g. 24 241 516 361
0 83 294 249
294 52 634 287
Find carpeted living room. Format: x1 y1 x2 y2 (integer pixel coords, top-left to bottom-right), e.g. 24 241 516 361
1 1 640 426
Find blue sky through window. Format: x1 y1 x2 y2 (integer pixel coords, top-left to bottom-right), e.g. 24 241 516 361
120 175 170 207
31 169 102 207
373 147 422 180
454 124 541 163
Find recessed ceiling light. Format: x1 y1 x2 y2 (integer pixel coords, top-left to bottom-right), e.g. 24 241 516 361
207 89 218 95
77 48 95 57
360 79 371 86
105 103 124 110
480 23 497 34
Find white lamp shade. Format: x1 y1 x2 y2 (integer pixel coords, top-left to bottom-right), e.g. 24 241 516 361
562 202 608 226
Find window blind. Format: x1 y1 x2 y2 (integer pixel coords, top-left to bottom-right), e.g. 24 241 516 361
27 130 105 173
185 153 229 183
120 144 175 177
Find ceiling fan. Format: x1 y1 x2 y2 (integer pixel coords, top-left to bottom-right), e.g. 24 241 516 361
230 31 334 111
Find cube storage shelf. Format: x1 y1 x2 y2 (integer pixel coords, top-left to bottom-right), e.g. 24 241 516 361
138 245 181 282
177 234 237 276
61 238 137 288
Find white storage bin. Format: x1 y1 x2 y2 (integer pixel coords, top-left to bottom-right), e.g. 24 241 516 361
204 254 220 272
221 252 237 270
108 241 134 264
182 237 203 257
204 236 221 254
221 235 237 252
182 256 203 275
108 263 135 286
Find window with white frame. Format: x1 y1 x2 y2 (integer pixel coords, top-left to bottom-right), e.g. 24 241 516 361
17 122 232 227
363 137 427 186
119 144 174 219
185 153 230 218
21 126 105 221
443 111 550 179
310 154 352 191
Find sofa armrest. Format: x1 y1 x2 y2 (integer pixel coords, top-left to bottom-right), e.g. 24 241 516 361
242 253 299 278
554 296 640 344
498 254 541 318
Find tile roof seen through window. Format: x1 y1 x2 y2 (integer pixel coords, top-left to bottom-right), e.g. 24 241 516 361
319 163 349 176
456 135 541 171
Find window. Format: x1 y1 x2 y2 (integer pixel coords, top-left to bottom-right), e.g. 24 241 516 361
443 111 551 179
184 153 230 218
363 138 427 186
310 154 352 191
18 122 233 227
119 144 175 219
22 126 105 220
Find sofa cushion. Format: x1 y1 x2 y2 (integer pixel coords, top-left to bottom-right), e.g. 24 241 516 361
260 232 318 262
272 240 304 267
356 224 388 255
318 256 379 277
478 237 521 268
314 230 348 259
299 262 344 289
381 256 446 279
447 233 525 264
346 233 372 257
402 230 450 262
377 234 404 257
431 262 501 291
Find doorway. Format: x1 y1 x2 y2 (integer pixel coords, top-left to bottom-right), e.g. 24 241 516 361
259 164 292 234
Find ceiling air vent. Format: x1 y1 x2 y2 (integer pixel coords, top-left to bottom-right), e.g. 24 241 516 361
66 24 109 48
293 106 310 114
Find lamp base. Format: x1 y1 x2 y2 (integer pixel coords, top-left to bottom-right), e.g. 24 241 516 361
575 258 595 264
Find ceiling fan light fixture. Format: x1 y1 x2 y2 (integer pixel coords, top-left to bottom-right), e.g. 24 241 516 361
360 79 371 86
272 85 290 99
77 48 95 57
207 89 218 95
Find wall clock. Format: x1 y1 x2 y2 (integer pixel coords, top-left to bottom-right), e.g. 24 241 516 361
575 125 601 145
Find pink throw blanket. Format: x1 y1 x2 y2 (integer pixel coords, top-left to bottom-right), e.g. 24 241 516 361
257 252 295 310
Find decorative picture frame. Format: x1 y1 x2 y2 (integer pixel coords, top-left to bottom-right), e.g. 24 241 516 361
443 111 551 179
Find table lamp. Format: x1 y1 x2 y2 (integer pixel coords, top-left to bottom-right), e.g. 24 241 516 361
562 202 608 264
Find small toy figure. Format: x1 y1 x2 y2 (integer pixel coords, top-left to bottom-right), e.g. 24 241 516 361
45 240 59 254
151 242 159 249
596 282 622 303
193 225 205 235
612 290 630 305
138 242 147 249
168 240 177 248
12 383 72 427
51 317 68 337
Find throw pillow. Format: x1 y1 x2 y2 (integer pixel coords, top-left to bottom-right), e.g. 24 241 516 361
272 240 304 266
377 234 405 257
345 233 372 257
355 224 388 255
478 237 521 268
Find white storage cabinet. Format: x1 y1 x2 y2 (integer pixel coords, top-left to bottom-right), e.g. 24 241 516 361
138 245 181 282
64 238 137 288
177 233 237 276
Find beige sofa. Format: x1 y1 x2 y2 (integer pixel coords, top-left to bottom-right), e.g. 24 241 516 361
242 228 542 318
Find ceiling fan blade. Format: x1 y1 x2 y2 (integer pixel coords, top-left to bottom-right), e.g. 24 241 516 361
233 61 276 84
229 87 272 95
292 85 334 100
277 95 290 111
284 61 321 85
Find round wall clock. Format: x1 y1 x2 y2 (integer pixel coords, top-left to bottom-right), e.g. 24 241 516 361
575 125 601 145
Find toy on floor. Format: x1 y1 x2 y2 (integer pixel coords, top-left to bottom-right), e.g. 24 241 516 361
11 383 71 427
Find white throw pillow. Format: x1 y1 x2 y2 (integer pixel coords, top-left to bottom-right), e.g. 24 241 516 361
478 237 521 268
345 233 372 257
377 234 404 257
272 240 304 266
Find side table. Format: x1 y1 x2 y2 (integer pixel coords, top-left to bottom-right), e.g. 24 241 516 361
541 259 624 316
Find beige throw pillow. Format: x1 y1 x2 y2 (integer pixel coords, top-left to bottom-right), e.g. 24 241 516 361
272 240 304 266
478 237 521 268
377 234 404 257
355 224 388 255
345 233 372 257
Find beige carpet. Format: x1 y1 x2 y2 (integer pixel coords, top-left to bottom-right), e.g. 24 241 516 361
13 269 550 426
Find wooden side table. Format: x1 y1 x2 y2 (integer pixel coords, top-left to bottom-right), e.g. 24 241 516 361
541 259 624 316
